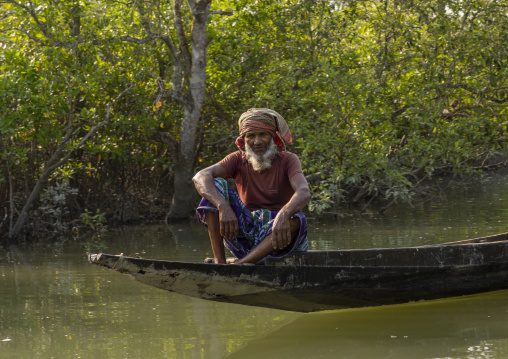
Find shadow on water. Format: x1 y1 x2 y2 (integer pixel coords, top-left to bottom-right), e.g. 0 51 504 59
226 290 508 359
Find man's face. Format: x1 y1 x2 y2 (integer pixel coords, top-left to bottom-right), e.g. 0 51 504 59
244 131 273 156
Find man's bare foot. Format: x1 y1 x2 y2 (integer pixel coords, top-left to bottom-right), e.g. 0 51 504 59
232 260 254 265
204 257 237 264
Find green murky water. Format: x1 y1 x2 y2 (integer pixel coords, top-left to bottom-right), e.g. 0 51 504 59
2 173 508 358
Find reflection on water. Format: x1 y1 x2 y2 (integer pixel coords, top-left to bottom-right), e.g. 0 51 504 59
308 172 508 250
226 290 508 359
2 172 508 358
1 240 299 359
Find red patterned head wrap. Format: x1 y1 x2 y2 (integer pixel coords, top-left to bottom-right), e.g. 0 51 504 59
235 108 293 154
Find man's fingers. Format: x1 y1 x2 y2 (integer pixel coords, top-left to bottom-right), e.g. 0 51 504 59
271 231 279 249
220 220 238 240
231 221 238 239
283 229 290 248
271 229 290 250
218 207 239 240
220 221 228 238
227 222 232 238
279 229 291 249
230 222 238 240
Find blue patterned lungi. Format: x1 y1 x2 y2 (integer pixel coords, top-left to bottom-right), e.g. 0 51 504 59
196 178 309 260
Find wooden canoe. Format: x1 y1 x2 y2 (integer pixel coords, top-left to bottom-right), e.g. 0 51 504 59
88 232 508 312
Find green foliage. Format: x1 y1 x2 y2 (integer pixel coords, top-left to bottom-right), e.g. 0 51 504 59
1 1 174 238
204 0 508 212
38 182 79 233
80 209 106 231
1 0 507 238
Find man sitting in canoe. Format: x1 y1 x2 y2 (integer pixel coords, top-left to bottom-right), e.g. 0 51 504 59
193 108 311 264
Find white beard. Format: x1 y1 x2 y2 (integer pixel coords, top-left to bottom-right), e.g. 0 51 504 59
245 138 278 171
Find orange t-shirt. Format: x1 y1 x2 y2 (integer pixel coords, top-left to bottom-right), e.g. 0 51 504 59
218 151 303 211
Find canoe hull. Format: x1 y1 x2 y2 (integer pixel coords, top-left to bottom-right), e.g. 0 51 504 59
88 232 508 312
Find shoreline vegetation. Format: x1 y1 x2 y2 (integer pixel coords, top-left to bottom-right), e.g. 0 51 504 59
4 161 508 246
1 0 507 244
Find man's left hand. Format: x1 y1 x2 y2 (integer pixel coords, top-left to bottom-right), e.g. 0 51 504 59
271 212 292 250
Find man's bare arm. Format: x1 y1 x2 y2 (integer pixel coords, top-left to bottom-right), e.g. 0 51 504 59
280 172 312 216
192 164 239 240
192 164 228 207
271 173 311 250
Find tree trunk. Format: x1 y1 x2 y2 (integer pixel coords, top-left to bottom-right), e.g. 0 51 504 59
167 156 198 219
167 0 211 220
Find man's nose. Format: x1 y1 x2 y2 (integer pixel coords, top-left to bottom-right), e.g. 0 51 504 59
253 135 262 144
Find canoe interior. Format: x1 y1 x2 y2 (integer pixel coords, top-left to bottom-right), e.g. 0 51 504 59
441 232 508 245
268 232 508 267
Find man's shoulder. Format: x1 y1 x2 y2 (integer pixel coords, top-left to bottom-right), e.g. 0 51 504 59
284 151 300 158
281 151 302 163
219 151 242 161
228 150 243 158
279 151 303 178
218 151 243 172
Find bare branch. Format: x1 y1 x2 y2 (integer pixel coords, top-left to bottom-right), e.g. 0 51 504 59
209 10 234 16
171 61 185 101
487 96 508 104
120 33 179 63
391 105 408 120
186 0 198 9
46 85 134 173
0 27 44 45
7 84 134 241
203 135 235 146
155 88 185 105
425 82 476 93
135 1 152 33
426 83 508 104
155 131 178 147
4 0 75 47
119 34 158 44
174 0 192 72
120 23 186 105
7 157 14 234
